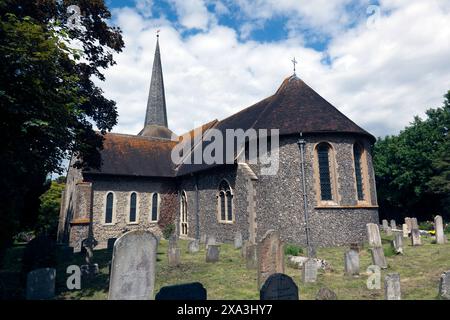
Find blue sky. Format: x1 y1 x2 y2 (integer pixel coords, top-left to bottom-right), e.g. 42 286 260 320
96 0 450 138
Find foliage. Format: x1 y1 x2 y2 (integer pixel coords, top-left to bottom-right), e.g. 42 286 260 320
444 224 450 234
373 90 450 221
20 234 56 284
162 223 175 240
13 231 35 244
419 221 434 231
284 244 303 256
0 0 123 261
36 181 65 239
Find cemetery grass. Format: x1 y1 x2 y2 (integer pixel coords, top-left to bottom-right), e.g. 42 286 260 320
2 233 450 300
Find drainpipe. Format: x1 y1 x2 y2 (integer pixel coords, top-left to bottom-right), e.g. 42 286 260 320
297 133 312 257
194 174 200 240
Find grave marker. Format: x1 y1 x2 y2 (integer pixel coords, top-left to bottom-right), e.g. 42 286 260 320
302 258 318 283
370 247 387 269
234 231 243 249
385 273 401 300
411 228 422 246
206 244 220 263
434 215 446 245
188 239 200 253
260 273 298 300
257 230 284 288
438 271 450 300
344 250 360 276
26 268 56 300
155 282 207 300
366 223 382 247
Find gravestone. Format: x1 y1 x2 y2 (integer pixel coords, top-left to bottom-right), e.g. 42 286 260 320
205 235 216 249
107 238 117 251
234 231 243 249
390 219 397 230
434 215 446 245
155 282 207 300
350 242 362 253
200 234 206 244
404 217 412 232
370 247 387 269
188 239 200 253
316 287 337 300
382 219 389 231
26 268 56 300
245 243 258 269
108 230 158 300
402 224 409 238
257 230 284 288
385 226 393 236
260 273 298 300
168 246 181 267
385 273 401 300
411 218 419 230
302 258 318 283
411 228 422 246
392 232 403 254
366 223 382 247
438 271 450 300
206 244 220 263
344 250 359 276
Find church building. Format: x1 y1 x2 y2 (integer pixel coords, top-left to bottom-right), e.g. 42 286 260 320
58 36 379 251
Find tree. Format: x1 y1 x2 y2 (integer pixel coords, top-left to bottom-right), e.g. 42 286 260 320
0 0 124 263
36 180 65 238
373 90 450 221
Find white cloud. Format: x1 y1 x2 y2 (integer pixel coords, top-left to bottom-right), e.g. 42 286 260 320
99 1 450 138
169 0 211 30
135 0 153 18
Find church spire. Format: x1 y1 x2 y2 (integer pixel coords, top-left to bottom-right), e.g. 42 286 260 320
139 33 173 139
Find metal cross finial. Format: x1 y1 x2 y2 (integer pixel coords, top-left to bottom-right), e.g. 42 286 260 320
156 29 160 37
292 57 298 75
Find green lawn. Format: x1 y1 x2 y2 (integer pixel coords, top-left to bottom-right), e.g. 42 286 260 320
2 232 450 300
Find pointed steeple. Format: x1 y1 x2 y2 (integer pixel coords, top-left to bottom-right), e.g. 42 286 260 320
139 34 173 139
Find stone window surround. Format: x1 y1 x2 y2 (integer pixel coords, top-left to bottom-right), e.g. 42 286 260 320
102 191 117 225
179 190 189 237
216 179 235 224
352 141 373 206
313 141 340 207
126 191 140 225
149 192 161 223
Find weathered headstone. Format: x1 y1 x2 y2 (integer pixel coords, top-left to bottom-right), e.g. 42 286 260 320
438 271 450 300
384 273 401 300
108 230 158 300
370 247 387 269
411 218 419 230
26 268 56 300
168 246 181 267
260 273 298 300
302 258 318 283
390 219 397 230
245 243 258 269
405 217 412 232
366 223 382 247
155 282 207 300
434 215 446 245
344 250 359 276
402 224 409 238
392 232 404 254
206 244 220 263
234 231 243 249
257 230 284 288
382 219 389 231
205 235 216 249
188 239 200 253
316 287 337 300
411 228 422 246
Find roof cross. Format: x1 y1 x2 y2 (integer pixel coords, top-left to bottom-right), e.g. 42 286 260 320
292 57 298 75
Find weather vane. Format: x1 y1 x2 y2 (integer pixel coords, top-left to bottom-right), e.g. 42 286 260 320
292 57 298 76
156 29 160 37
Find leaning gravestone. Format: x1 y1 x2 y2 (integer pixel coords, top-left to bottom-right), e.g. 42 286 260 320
382 219 389 231
260 273 298 300
366 223 382 247
390 219 397 230
392 232 404 254
370 247 387 269
384 273 401 300
108 230 158 300
206 244 220 263
411 228 422 246
438 271 450 300
344 250 359 276
257 230 284 288
402 224 409 238
316 287 337 300
26 268 56 300
302 258 318 283
155 282 207 300
434 215 446 245
188 239 200 253
234 231 243 249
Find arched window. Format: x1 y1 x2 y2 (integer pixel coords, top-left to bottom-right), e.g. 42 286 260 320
217 180 234 223
129 192 137 223
150 193 159 222
180 191 188 236
105 192 114 224
317 143 333 201
353 144 365 201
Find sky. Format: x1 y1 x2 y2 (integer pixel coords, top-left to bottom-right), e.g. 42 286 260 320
96 0 450 138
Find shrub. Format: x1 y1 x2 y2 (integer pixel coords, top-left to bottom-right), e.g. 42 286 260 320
419 221 434 231
284 244 303 256
384 245 396 257
444 223 450 234
162 223 175 240
14 231 35 243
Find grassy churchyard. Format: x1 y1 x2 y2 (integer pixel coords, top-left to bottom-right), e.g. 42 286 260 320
2 230 449 300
